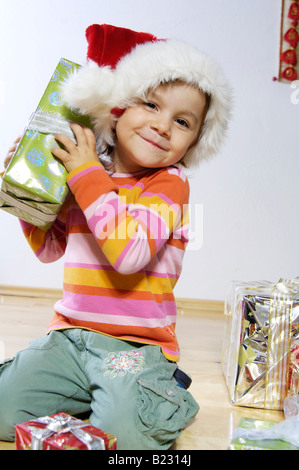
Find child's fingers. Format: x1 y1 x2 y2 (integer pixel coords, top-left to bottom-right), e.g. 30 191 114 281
85 127 97 149
70 123 87 147
54 133 77 154
70 123 96 149
51 146 71 165
8 136 21 153
4 155 12 169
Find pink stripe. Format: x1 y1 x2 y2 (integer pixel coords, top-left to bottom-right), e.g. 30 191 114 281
133 207 168 243
140 191 179 209
19 219 33 230
114 228 152 273
84 191 119 221
117 184 134 189
35 245 45 257
54 305 176 330
159 345 179 357
109 169 149 178
85 194 125 238
65 232 109 266
114 237 137 270
145 270 178 279
173 224 189 241
64 261 115 271
60 291 176 319
68 165 104 187
167 166 186 182
47 324 65 330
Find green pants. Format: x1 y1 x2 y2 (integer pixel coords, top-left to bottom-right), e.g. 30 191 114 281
0 329 199 450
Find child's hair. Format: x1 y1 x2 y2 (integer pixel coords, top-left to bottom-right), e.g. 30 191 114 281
62 24 232 168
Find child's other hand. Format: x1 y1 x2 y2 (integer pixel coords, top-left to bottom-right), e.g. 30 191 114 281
4 136 21 169
52 123 99 173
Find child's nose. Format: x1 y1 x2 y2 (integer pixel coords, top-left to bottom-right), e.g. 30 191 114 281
150 114 171 137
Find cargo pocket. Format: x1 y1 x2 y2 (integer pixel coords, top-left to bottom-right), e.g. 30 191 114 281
135 365 199 447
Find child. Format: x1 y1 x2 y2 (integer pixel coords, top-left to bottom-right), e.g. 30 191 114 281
0 24 231 450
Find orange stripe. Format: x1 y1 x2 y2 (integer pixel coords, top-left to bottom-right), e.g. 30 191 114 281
63 282 174 303
48 312 179 356
66 162 103 181
26 229 47 253
167 237 186 250
68 225 92 234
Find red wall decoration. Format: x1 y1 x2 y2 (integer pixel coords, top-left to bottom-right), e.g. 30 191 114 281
274 0 299 82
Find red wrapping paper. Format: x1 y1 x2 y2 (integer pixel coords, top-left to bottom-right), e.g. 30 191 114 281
15 413 117 450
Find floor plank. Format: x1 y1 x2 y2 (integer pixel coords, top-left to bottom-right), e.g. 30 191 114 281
0 294 284 450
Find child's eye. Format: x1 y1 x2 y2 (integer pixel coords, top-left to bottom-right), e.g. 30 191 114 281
144 101 158 110
176 118 190 128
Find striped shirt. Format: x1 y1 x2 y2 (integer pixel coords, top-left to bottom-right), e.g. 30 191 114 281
21 161 190 361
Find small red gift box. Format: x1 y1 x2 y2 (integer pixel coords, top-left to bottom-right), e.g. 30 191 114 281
15 413 117 450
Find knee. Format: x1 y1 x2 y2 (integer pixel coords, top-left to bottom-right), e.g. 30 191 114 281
0 408 25 442
0 366 28 441
0 423 15 442
0 389 32 441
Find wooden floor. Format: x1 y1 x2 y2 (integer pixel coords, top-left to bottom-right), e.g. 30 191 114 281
0 291 284 451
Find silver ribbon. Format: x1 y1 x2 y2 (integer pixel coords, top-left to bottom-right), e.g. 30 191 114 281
27 109 77 143
26 109 114 169
28 414 105 450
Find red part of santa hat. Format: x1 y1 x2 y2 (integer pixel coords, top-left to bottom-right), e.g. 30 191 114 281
61 24 232 166
86 24 159 69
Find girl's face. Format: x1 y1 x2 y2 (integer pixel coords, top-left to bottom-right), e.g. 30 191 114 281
112 82 207 173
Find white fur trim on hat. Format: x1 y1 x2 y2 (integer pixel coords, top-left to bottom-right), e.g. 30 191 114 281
61 39 232 166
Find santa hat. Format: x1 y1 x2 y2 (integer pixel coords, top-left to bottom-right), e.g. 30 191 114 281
62 24 232 167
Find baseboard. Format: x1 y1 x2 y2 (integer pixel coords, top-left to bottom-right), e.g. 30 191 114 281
0 285 63 299
0 285 224 315
176 297 224 315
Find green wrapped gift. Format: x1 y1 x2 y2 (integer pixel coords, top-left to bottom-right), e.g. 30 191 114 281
0 58 91 230
228 417 299 450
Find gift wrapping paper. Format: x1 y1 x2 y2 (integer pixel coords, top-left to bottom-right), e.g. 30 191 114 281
222 278 299 410
228 417 299 450
0 58 91 230
15 413 117 450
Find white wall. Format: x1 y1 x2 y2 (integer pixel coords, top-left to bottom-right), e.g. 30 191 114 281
0 0 298 300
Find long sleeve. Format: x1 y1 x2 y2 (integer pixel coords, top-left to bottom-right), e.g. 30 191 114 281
46 163 190 361
66 162 189 274
19 196 69 263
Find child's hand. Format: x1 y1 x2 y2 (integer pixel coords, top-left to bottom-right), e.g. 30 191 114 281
4 136 21 169
52 123 99 173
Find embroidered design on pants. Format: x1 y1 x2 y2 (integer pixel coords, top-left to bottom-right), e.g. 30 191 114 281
102 350 145 379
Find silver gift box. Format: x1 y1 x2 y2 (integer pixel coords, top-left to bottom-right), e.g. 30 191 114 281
222 278 299 410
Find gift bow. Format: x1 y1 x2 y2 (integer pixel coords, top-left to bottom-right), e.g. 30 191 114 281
28 414 105 450
28 109 77 143
27 109 112 168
